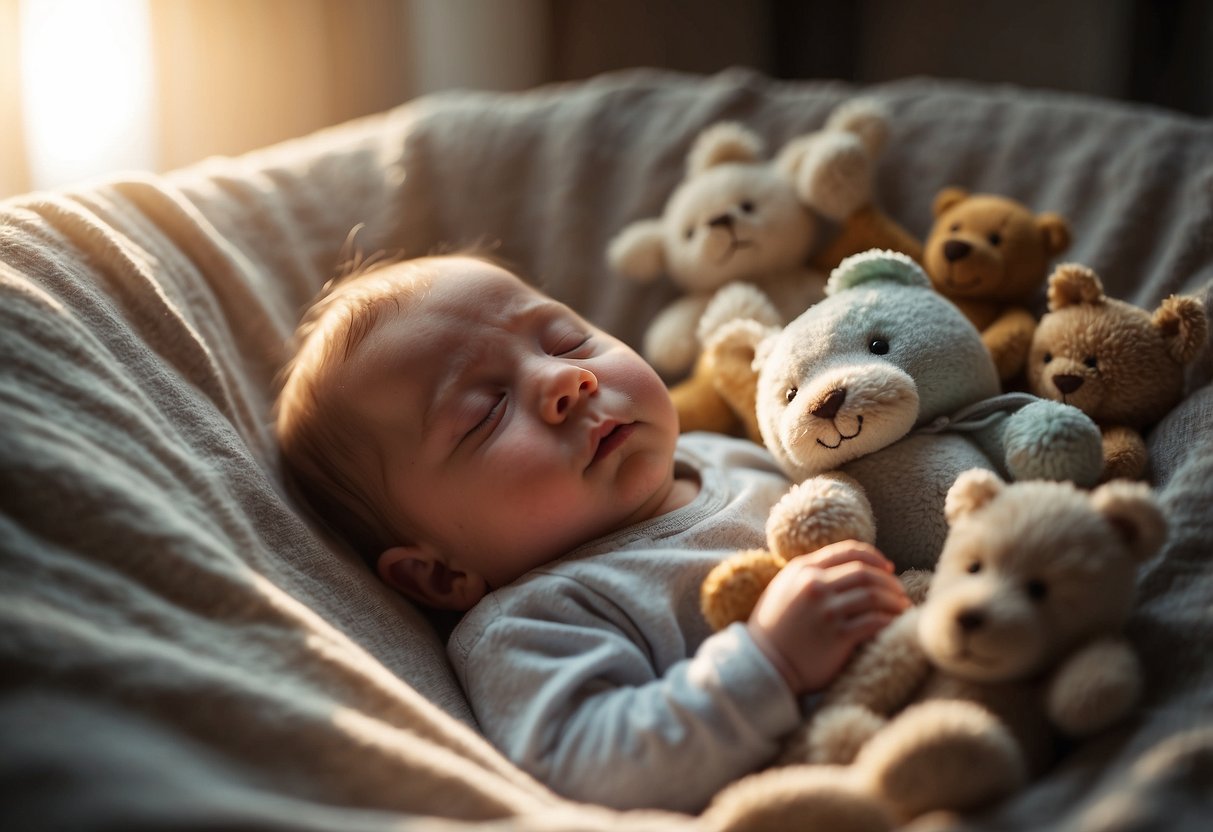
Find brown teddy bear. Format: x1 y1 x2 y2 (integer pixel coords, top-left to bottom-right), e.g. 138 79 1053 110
1026 263 1208 482
703 470 1166 831
923 188 1071 384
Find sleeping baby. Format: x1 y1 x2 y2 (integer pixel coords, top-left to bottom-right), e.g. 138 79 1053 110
273 252 908 812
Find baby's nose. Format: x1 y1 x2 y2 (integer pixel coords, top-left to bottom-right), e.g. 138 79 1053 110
543 366 598 423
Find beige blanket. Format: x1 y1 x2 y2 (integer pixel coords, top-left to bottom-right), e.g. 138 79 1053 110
2 68 1211 830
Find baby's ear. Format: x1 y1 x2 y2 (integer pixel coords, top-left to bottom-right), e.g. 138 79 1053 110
377 546 488 611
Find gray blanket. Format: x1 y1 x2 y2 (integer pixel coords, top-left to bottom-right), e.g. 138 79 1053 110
2 68 1211 830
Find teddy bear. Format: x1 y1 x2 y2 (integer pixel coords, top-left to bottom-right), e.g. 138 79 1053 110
609 99 920 437
1026 263 1208 482
702 470 1166 831
697 249 1104 614
922 187 1072 384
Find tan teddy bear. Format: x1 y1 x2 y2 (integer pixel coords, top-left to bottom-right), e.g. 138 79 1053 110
923 188 1072 383
703 470 1166 832
1027 263 1208 482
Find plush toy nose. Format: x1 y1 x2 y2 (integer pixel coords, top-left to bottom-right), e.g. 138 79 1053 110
708 213 734 230
956 609 985 632
811 388 846 420
1052 374 1084 395
943 239 972 262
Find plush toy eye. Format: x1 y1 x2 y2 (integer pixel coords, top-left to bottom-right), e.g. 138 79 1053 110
967 561 982 574
949 222 961 232
987 232 1002 246
1084 355 1098 369
1043 352 1053 364
869 339 890 355
739 200 755 214
1026 579 1049 601
785 386 798 403
684 227 694 241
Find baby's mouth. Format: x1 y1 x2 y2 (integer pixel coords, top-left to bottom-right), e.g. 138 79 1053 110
590 422 636 466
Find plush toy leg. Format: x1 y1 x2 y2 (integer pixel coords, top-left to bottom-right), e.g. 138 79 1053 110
703 764 892 832
854 700 1026 822
798 704 888 765
1099 425 1148 482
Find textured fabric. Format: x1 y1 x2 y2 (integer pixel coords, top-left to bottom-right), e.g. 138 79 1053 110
450 433 798 812
2 68 1212 831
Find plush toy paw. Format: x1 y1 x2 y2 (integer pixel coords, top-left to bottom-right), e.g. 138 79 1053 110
1001 399 1103 486
703 764 893 832
765 474 876 561
700 549 786 631
1047 637 1143 737
855 700 1027 821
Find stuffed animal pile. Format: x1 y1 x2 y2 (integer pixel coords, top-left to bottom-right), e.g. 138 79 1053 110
704 471 1166 831
697 250 1103 629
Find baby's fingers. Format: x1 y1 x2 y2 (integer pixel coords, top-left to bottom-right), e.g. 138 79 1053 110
797 540 893 573
827 584 911 622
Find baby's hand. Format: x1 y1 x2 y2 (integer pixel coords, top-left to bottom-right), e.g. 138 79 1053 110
746 540 909 695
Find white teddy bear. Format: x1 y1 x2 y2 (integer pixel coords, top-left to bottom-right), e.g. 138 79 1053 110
607 101 890 379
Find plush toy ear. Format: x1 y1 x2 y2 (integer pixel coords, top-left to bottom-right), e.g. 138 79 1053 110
1047 263 1106 311
1036 212 1072 256
1152 295 1209 365
824 97 890 159
687 122 764 176
933 186 969 218
827 249 931 295
606 219 667 282
944 468 1006 524
1089 480 1168 564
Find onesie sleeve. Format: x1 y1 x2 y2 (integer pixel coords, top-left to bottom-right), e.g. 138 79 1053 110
450 594 801 813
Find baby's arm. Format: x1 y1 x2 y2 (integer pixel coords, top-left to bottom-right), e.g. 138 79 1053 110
451 591 802 813
746 540 910 695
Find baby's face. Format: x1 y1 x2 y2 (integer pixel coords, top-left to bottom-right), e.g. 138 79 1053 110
347 257 680 604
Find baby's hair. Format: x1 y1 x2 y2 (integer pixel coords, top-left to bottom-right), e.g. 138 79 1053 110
273 237 519 566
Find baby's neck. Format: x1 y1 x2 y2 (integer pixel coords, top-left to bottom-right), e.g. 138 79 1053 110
654 472 700 517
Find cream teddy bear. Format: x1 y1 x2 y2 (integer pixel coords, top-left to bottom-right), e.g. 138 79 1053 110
606 119 829 380
703 470 1165 831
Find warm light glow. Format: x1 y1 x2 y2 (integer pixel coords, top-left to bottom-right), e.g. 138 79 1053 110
19 0 156 190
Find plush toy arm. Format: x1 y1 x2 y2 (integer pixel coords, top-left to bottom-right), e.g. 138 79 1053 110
986 399 1104 487
1100 424 1149 483
980 306 1037 383
778 131 873 222
1047 636 1142 738
643 294 712 377
696 282 782 346
606 218 666 282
